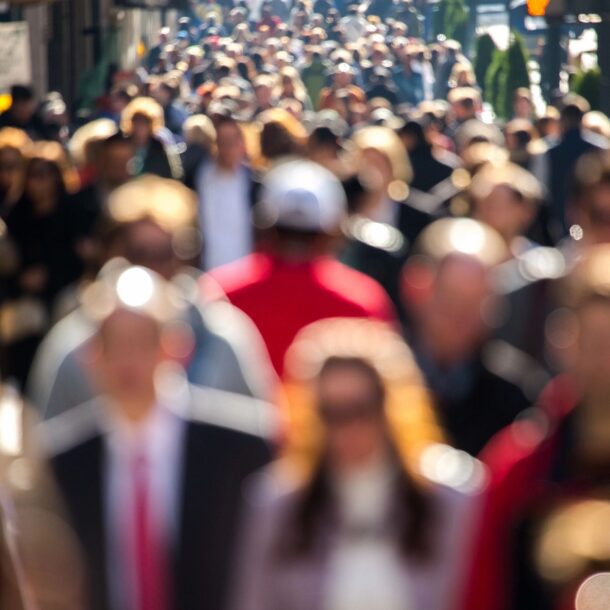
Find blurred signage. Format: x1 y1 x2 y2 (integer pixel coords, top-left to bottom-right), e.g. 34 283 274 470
527 0 551 15
0 22 31 92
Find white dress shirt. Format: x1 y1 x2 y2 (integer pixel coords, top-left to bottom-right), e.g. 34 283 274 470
197 161 253 270
101 401 186 610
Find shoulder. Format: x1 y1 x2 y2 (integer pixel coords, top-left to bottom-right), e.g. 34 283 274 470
206 253 272 296
481 339 551 403
316 257 392 299
186 384 280 442
40 398 103 458
240 462 306 514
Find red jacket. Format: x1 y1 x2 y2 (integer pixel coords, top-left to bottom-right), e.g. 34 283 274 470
461 375 580 610
206 252 397 376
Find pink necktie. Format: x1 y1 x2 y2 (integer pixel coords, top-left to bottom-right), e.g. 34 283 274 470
132 452 170 610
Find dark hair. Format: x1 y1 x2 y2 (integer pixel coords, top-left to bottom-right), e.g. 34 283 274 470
10 85 34 103
23 156 67 202
276 357 436 563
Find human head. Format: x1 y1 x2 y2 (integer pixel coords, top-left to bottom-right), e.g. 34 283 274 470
8 85 36 125
402 218 509 365
470 162 543 244
121 97 165 146
570 150 610 244
214 115 245 170
22 141 77 203
513 87 534 120
560 94 590 133
103 175 199 277
83 263 185 421
96 124 132 181
0 128 31 203
350 125 412 201
283 317 442 476
448 87 481 123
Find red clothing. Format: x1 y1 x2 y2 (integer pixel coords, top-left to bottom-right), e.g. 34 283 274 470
461 375 580 610
207 253 397 376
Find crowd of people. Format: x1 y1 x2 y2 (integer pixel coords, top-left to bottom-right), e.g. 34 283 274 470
0 0 610 608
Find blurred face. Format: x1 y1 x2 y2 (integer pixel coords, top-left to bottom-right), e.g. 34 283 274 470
575 301 610 396
131 114 154 145
0 148 23 195
514 96 532 119
334 71 351 88
99 142 134 188
472 185 534 243
418 257 493 365
255 85 272 108
12 99 36 124
25 160 59 203
95 310 163 411
317 363 388 472
216 121 245 170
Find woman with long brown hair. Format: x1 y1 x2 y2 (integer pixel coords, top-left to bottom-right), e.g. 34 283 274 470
230 318 485 610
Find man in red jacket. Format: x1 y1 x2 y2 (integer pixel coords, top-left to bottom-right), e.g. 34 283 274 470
204 158 396 376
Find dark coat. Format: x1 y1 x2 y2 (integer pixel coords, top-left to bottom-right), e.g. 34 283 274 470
47 386 276 610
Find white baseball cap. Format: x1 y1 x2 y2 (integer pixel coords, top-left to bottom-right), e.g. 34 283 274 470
256 159 347 234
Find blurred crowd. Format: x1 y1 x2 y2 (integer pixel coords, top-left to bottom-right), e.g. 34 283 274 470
1 0 610 609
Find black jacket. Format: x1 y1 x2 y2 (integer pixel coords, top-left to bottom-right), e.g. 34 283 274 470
47 386 276 610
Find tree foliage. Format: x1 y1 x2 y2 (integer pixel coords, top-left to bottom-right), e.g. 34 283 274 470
483 32 531 119
572 68 601 111
474 34 498 99
434 0 469 49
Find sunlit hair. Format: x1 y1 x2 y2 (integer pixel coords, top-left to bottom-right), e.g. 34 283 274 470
0 127 32 156
25 140 80 194
449 63 476 88
68 118 118 168
351 125 413 184
255 108 308 167
275 66 310 108
81 259 185 328
413 217 509 268
106 174 198 235
0 128 32 203
280 318 444 481
120 96 165 135
583 110 610 140
183 114 217 155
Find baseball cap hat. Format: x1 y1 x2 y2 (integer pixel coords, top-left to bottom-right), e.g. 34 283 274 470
255 159 347 233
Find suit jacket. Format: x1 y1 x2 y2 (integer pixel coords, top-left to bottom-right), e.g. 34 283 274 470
44 385 277 610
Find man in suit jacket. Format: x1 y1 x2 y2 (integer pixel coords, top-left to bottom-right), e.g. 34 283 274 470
42 263 277 610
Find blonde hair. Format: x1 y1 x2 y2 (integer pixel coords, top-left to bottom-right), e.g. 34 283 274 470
281 318 444 481
183 114 217 154
351 125 413 184
121 97 165 135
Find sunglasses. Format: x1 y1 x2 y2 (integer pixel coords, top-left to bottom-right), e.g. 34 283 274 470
318 400 382 427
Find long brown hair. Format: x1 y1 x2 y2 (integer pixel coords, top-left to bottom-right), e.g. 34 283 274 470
276 318 445 562
280 356 436 562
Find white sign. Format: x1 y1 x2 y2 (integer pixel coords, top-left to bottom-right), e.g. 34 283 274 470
0 22 31 93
